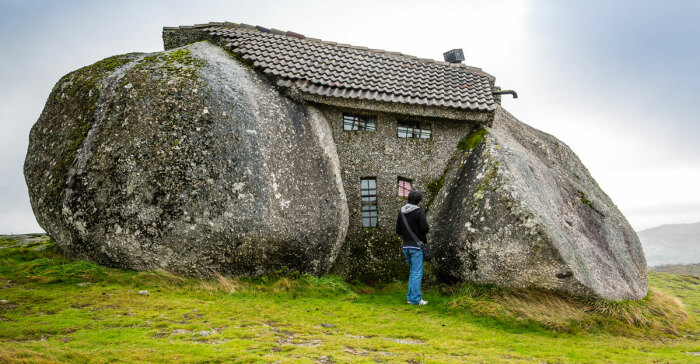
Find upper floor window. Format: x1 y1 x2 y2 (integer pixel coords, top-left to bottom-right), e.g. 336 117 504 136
361 178 378 228
398 121 431 139
344 114 376 131
397 177 412 197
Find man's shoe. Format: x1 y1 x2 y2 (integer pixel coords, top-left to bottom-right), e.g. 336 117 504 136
408 300 428 305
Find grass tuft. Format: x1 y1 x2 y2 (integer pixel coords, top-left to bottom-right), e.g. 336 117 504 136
195 273 243 295
446 281 688 336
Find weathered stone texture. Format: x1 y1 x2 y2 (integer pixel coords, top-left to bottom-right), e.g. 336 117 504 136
25 42 348 276
319 107 477 282
430 106 648 300
163 28 212 51
25 36 648 301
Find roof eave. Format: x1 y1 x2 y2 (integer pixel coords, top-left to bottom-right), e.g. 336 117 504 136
287 88 493 124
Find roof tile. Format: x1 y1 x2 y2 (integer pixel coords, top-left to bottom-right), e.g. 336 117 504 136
178 24 497 111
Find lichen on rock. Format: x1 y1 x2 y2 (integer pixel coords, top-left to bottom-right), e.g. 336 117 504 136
429 106 648 300
25 42 348 277
24 38 648 301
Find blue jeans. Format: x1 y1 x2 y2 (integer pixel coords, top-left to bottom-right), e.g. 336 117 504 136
403 248 423 304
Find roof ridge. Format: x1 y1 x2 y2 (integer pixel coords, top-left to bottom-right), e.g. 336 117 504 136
163 21 488 75
162 21 497 112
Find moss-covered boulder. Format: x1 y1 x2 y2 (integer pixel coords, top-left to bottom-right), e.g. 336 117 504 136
24 42 348 276
429 106 648 300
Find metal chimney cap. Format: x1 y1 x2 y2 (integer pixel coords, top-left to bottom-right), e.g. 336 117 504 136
443 49 464 63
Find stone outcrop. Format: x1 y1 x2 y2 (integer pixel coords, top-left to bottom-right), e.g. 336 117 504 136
25 38 648 301
24 42 348 276
429 107 648 300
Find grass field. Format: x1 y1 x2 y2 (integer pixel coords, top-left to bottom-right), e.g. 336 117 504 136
0 238 698 363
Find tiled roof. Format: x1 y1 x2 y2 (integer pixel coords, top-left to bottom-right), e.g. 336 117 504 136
166 23 497 112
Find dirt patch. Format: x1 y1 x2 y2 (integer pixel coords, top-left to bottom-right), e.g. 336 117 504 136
315 355 334 364
344 347 368 356
387 337 425 345
152 331 168 338
345 333 374 339
295 339 321 347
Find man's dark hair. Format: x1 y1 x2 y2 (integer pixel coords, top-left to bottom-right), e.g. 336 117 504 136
407 190 423 205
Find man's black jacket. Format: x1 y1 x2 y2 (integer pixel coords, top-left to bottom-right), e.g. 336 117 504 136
396 206 430 249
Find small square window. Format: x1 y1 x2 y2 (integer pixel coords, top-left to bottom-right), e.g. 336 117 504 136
344 114 376 131
397 178 412 197
398 121 431 139
361 177 378 227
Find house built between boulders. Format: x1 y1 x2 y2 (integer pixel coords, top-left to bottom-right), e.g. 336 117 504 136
24 22 648 300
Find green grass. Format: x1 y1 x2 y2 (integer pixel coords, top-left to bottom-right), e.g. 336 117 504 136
0 240 698 363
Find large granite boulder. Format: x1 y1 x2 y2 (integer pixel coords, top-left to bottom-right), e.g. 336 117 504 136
429 107 648 300
24 42 348 276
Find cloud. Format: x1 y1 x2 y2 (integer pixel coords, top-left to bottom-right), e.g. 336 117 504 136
0 0 698 233
502 1 700 230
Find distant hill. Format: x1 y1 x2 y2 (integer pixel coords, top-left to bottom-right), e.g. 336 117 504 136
650 263 700 277
638 222 700 267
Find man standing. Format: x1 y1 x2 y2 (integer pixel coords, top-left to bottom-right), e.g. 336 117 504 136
396 190 429 305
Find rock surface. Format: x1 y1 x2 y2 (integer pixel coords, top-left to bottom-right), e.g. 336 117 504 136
429 106 648 300
24 42 348 276
25 39 647 300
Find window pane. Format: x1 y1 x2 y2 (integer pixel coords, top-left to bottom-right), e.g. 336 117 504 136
343 114 358 131
366 120 376 131
344 114 375 132
398 121 431 139
360 178 377 228
420 124 431 139
361 191 377 199
397 178 412 197
398 123 410 138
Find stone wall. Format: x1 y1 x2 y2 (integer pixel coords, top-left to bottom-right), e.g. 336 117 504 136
163 27 214 50
318 105 481 281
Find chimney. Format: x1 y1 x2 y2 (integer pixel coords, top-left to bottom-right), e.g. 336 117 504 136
443 49 464 63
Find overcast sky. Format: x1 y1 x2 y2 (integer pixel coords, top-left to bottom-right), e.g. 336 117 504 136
1 0 699 233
